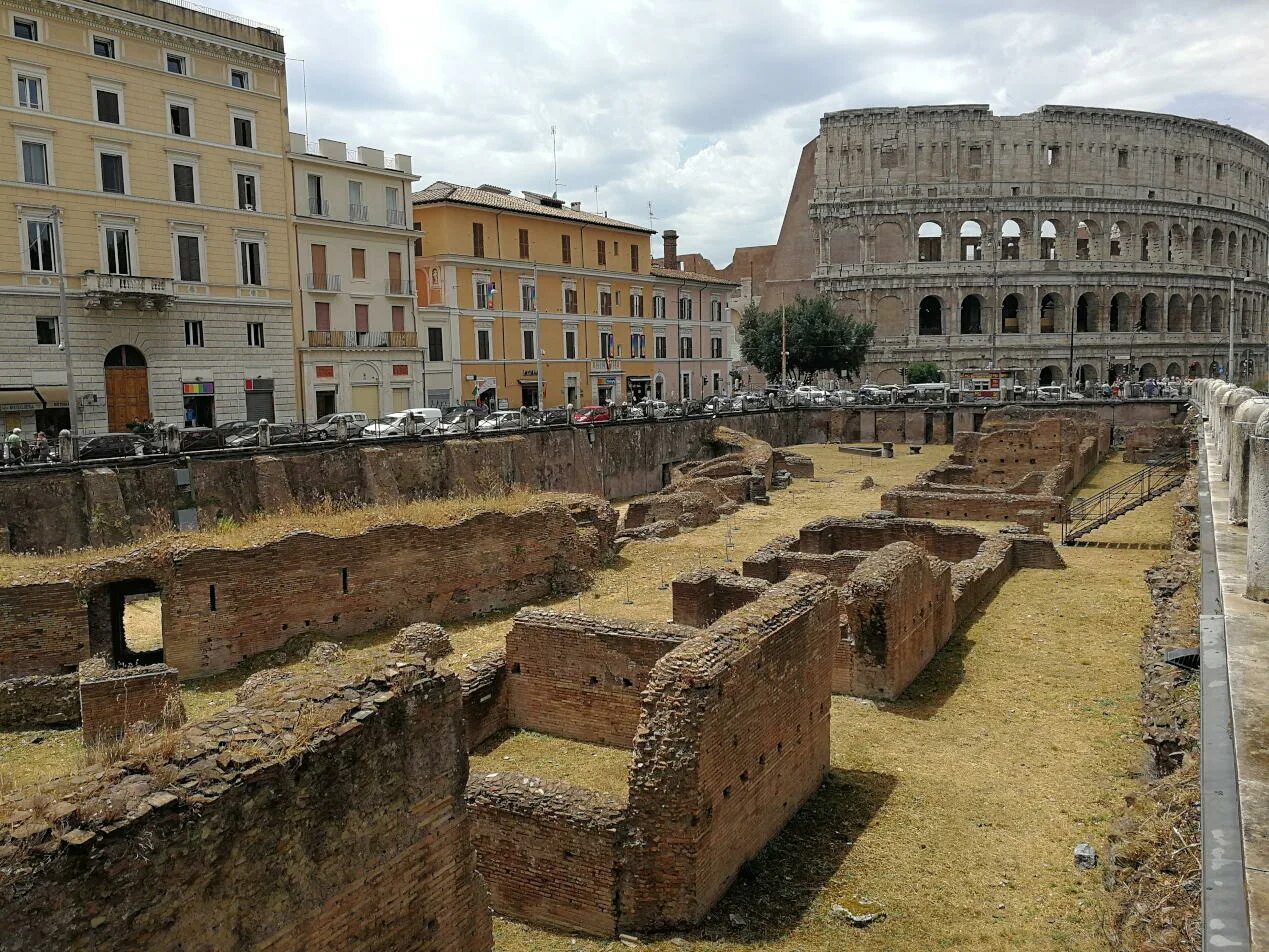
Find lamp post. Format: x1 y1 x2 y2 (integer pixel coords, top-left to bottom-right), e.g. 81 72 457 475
51 207 79 440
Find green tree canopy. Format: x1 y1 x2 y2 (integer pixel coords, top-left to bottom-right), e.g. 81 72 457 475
905 361 943 384
738 295 875 383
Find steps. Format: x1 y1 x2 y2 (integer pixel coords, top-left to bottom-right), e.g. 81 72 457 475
1061 452 1187 544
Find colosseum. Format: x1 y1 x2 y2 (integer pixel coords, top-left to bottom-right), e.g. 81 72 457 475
728 104 1269 387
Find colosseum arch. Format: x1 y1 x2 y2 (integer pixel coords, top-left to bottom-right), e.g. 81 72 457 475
1138 292 1162 331
1191 225 1206 264
1039 219 1059 260
875 221 905 263
959 294 984 334
1241 299 1252 338
1000 219 1024 259
829 224 862 265
1189 361 1204 377
1076 291 1098 332
1000 293 1023 333
1211 294 1225 333
1138 362 1159 380
1075 220 1099 260
1039 292 1062 333
874 294 906 337
1140 222 1161 262
1167 224 1188 263
959 220 984 261
1191 294 1207 333
1076 363 1099 384
1226 231 1239 267
1166 293 1186 333
918 294 944 335
917 220 945 262
1211 228 1225 262
1110 221 1131 258
1166 362 1184 378
1109 292 1131 331
1038 364 1064 385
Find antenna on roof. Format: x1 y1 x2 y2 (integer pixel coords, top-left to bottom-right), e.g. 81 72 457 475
594 185 599 213
550 125 563 199
647 201 656 232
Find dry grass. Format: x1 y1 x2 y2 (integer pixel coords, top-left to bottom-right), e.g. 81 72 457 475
122 594 163 652
469 730 633 800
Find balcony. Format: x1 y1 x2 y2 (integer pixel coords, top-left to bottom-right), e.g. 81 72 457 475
307 330 418 349
386 208 407 227
349 203 369 222
306 273 342 292
82 272 175 311
308 197 330 217
590 358 622 374
385 278 413 296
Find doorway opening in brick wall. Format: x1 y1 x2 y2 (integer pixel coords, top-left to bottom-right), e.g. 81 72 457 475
88 578 165 666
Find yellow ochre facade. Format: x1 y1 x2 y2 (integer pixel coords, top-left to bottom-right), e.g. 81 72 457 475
413 182 737 409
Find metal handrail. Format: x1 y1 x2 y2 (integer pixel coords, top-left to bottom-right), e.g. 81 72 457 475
1063 451 1187 542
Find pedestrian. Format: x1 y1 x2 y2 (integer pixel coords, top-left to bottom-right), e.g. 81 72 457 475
4 427 24 464
31 430 48 462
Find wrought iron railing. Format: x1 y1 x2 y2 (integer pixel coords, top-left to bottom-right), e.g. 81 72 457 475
1062 451 1187 543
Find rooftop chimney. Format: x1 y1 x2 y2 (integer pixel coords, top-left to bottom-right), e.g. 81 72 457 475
662 229 679 271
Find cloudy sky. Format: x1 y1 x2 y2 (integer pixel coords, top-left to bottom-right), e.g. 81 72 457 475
220 0 1269 265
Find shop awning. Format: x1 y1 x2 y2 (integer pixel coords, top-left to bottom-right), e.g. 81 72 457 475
0 385 68 410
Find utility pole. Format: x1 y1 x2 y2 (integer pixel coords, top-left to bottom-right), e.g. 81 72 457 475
1228 270 1236 382
780 291 788 387
533 261 544 408
52 207 79 440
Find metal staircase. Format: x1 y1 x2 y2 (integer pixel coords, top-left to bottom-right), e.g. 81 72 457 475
1061 451 1188 544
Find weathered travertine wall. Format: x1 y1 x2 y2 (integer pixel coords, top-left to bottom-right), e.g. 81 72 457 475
0 663 493 952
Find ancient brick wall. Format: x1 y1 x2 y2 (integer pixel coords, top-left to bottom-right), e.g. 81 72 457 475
671 570 768 627
881 487 1065 521
460 651 508 749
0 663 492 952
77 660 180 745
466 773 625 936
504 611 693 747
0 582 87 679
619 575 838 931
0 674 79 729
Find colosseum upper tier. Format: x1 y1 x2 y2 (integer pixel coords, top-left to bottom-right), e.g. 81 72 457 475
804 104 1269 385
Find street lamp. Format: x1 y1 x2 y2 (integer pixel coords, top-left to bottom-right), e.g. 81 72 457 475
51 207 79 440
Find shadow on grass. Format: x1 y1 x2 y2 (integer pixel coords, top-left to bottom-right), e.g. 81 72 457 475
680 767 897 944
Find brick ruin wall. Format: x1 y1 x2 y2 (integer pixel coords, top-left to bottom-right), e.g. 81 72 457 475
77 660 180 745
460 574 839 937
0 402 1185 556
0 498 616 728
0 662 493 952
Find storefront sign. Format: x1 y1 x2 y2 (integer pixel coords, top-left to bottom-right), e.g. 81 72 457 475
244 378 273 392
182 381 214 395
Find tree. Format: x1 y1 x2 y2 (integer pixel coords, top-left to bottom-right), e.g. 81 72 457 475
738 295 875 383
905 361 943 384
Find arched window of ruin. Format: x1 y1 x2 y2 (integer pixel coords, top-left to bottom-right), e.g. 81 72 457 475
1109 221 1129 258
1076 363 1098 385
830 225 861 265
1165 362 1183 379
873 294 906 337
1076 292 1097 332
1001 293 1021 333
1168 224 1187 263
1040 220 1059 260
1190 226 1206 264
1191 294 1207 333
1000 219 1023 260
959 221 983 261
1038 365 1063 386
1227 231 1239 268
1242 299 1251 338
918 295 944 335
1210 229 1225 263
1210 295 1224 333
1140 222 1160 262
1039 292 1060 332
1166 293 1186 332
1109 292 1131 331
1075 220 1095 260
959 295 983 334
1138 362 1158 381
1189 361 1203 377
874 222 905 263
1138 292 1161 332
917 221 944 262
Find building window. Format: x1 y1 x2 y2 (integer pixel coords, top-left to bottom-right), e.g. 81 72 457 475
385 186 402 226
654 334 667 359
630 244 639 271
238 240 263 286
247 322 264 347
175 234 202 282
597 240 607 266
1045 144 1060 166
520 282 536 312
681 373 691 399
1117 149 1128 169
314 300 330 332
629 332 645 357
306 173 324 216
599 290 612 316
391 306 405 332
711 299 723 321
354 303 370 342
185 320 204 347
351 247 366 279
166 53 187 75
518 228 530 259
35 316 57 345
1216 162 1224 180
564 286 578 314
13 17 38 41
169 102 192 136
630 292 644 318
232 114 254 148
25 220 55 272
17 73 43 110
99 152 125 193
20 140 48 184
230 68 250 89
564 328 577 359
710 337 723 358
561 233 571 264
92 36 115 58
679 336 693 358
475 277 494 309
235 171 257 210
413 221 423 257
472 221 485 257
678 297 692 321
172 162 196 203
600 331 615 359
522 327 536 360
104 227 131 275
653 294 666 319
94 87 121 124
476 327 492 361
427 326 444 361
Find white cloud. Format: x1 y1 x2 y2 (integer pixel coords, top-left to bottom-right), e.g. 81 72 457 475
217 0 1269 263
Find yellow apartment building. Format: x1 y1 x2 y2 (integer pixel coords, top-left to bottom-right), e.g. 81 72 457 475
0 0 295 435
413 182 737 409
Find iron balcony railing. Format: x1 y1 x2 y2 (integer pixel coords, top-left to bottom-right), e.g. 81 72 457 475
1062 451 1187 543
306 273 342 292
308 197 330 217
306 330 418 348
348 203 369 222
386 208 407 227
385 278 413 295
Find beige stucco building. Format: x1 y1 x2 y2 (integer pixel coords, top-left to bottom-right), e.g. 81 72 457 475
288 133 419 420
0 0 297 435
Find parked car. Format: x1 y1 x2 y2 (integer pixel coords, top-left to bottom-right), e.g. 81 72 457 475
702 395 734 414
477 410 524 431
434 406 489 434
310 412 369 438
224 423 311 448
661 403 687 419
792 385 829 406
731 392 770 411
176 427 225 452
526 408 571 427
857 386 894 405
827 390 858 407
360 408 442 438
572 405 611 425
78 432 161 461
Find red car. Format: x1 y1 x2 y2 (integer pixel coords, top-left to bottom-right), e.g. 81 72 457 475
572 405 611 424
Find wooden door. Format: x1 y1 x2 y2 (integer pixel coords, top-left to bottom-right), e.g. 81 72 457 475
311 244 327 284
105 367 149 431
388 251 402 289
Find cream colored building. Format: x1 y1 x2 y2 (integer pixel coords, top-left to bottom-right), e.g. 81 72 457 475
0 0 297 435
288 133 420 420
